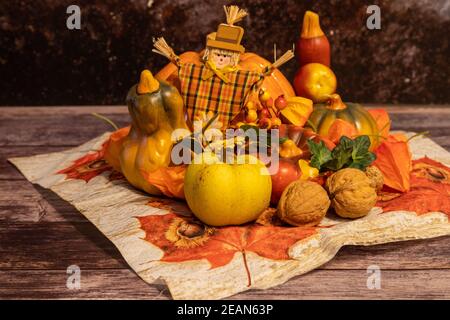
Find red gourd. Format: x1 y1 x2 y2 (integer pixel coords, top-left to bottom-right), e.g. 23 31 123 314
296 11 330 67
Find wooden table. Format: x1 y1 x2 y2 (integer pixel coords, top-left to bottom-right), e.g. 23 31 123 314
1 106 449 299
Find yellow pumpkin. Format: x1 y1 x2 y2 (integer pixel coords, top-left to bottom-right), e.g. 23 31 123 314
307 94 380 149
155 51 295 100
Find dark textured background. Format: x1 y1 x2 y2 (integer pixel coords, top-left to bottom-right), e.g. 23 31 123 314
0 0 449 106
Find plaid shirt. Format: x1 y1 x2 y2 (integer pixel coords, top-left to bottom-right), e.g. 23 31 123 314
178 63 262 128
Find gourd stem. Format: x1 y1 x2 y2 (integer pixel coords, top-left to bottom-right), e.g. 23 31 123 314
301 11 325 39
137 70 160 94
326 93 346 110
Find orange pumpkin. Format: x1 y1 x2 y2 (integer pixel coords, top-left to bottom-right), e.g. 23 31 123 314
155 51 295 100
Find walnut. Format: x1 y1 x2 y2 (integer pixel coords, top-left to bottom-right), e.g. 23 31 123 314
277 180 330 226
365 166 384 191
326 168 377 219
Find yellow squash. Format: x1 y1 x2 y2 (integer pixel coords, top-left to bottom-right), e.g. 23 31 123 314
119 70 189 194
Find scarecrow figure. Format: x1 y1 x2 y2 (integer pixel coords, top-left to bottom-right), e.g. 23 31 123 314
153 5 293 129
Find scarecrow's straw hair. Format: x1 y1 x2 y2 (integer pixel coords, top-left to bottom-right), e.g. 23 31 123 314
152 37 178 61
224 5 248 25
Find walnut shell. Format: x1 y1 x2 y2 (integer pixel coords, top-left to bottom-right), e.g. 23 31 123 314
365 166 384 191
326 168 377 219
277 180 330 226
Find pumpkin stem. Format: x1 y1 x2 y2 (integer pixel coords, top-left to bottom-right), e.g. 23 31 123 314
137 70 160 94
326 94 346 110
301 11 325 39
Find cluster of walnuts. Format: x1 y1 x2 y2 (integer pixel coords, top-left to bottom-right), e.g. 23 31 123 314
277 166 383 226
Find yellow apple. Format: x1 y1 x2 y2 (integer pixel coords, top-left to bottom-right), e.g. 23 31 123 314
293 63 337 103
184 153 272 226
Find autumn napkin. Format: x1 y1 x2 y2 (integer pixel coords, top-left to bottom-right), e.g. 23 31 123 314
9 131 450 299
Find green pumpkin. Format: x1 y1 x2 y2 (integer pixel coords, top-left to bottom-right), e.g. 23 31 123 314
307 94 380 148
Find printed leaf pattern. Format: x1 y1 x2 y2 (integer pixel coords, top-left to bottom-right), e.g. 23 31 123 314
138 212 317 286
57 139 124 182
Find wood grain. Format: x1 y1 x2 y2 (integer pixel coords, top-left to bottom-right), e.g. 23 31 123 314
234 269 450 300
0 223 126 269
0 181 86 222
1 106 449 299
0 269 167 300
1 106 449 148
1 269 449 300
0 219 449 271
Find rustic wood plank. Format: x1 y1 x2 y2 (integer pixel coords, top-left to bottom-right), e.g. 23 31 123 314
0 106 128 114
430 136 450 151
0 222 126 269
1 217 449 271
0 107 128 147
0 269 167 300
0 114 129 147
0 180 87 222
324 236 450 270
1 268 449 299
1 106 449 148
234 269 450 299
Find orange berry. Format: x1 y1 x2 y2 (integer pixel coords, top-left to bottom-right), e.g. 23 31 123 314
246 101 257 110
246 110 258 123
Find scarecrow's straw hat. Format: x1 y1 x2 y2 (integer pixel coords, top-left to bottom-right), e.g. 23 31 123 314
206 6 247 53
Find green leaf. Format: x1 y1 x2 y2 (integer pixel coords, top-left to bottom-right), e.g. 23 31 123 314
307 139 332 170
348 152 376 170
324 136 354 171
307 135 376 173
352 135 371 158
349 135 376 170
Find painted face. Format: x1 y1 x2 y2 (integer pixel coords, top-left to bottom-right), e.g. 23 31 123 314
210 51 232 69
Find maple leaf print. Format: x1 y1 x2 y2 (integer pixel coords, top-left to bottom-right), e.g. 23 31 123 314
138 213 317 286
58 139 123 182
